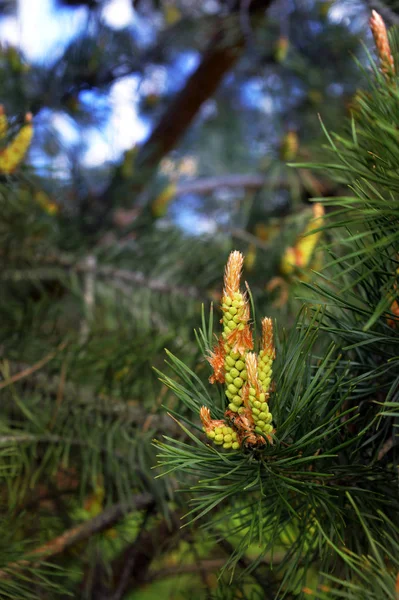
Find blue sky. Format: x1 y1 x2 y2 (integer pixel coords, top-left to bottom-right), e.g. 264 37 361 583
0 0 216 232
0 0 362 173
0 0 369 234
0 0 152 168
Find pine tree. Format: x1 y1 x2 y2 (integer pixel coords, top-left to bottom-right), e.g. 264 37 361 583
156 10 399 599
0 1 393 598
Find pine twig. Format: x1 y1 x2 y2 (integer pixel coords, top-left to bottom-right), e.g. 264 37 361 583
174 171 334 198
187 536 214 599
96 264 200 298
176 174 267 195
145 559 227 581
108 505 156 600
229 226 272 251
15 486 78 515
217 539 276 598
377 437 395 461
0 359 184 438
2 262 201 299
94 510 184 599
80 254 97 344
48 359 68 430
0 342 67 391
0 493 154 580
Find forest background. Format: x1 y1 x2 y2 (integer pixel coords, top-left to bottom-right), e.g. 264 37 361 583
0 0 397 599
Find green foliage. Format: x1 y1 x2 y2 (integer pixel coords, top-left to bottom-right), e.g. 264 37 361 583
155 20 399 600
0 1 398 598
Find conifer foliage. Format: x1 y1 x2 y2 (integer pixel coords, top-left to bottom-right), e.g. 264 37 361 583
156 11 399 599
0 2 398 599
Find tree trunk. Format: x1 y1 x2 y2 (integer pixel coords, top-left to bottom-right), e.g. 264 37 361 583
91 1 273 232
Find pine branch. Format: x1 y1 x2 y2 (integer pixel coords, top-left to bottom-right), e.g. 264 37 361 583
1 361 182 436
0 493 155 580
145 559 227 581
174 172 335 198
176 174 267 195
105 504 156 600
80 254 97 344
33 17 202 113
0 342 67 391
217 539 276 598
15 485 78 515
89 0 274 229
228 226 273 250
1 261 202 299
0 411 182 445
127 19 253 184
94 264 201 298
93 510 184 599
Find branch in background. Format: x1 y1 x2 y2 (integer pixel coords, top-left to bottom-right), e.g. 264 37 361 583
105 164 339 232
0 411 182 446
15 485 79 515
1 261 201 299
80 254 97 344
96 0 273 224
92 510 184 599
174 170 336 198
107 505 157 600
217 539 276 598
228 226 273 250
0 342 67 391
55 16 197 106
143 553 289 584
0 434 83 445
94 264 200 297
133 0 272 172
131 29 244 179
0 493 155 580
0 359 182 437
176 174 267 196
145 559 227 581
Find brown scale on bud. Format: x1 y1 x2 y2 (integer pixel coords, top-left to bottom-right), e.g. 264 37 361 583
261 317 275 358
200 406 240 449
207 337 225 384
225 407 262 448
200 406 225 432
369 10 394 75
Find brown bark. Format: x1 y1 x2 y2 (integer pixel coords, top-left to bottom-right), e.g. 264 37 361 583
134 27 244 180
0 493 154 579
90 510 184 600
0 342 67 391
137 2 272 168
100 1 273 223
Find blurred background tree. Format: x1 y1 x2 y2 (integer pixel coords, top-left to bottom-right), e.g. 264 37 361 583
0 0 396 598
